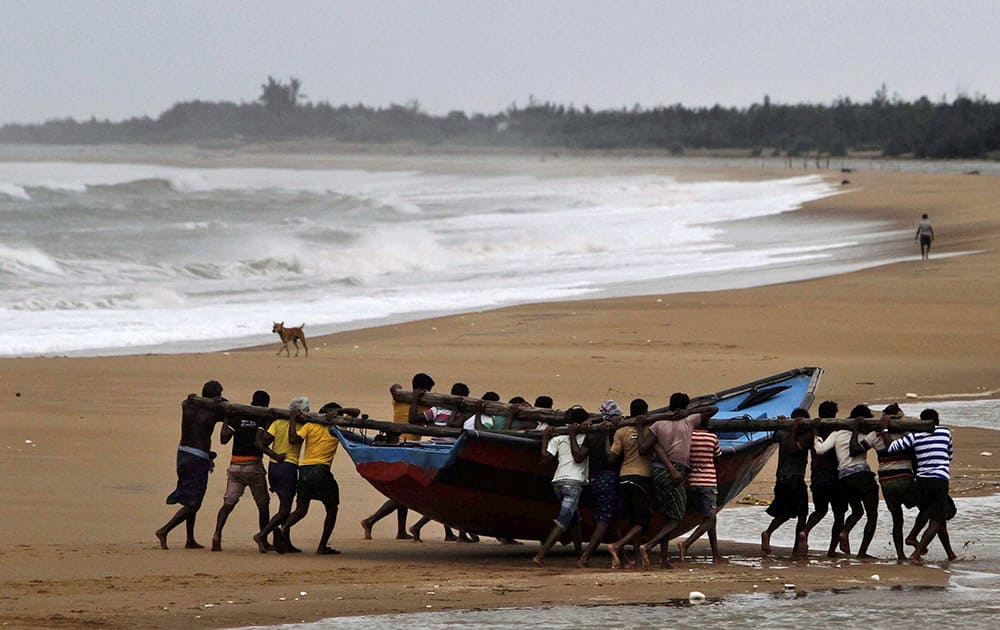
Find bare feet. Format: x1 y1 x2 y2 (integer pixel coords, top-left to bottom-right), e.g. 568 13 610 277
532 554 544 567
660 555 673 569
797 531 809 556
677 540 688 563
838 531 852 555
395 531 413 540
211 535 222 552
361 519 373 540
409 525 423 542
609 545 622 569
947 552 959 562
444 533 458 542
273 530 287 554
760 531 771 556
826 550 839 559
498 537 523 545
904 537 918 547
184 540 204 549
857 553 878 561
576 558 589 569
637 545 651 569
253 532 268 553
909 552 924 565
712 555 725 564
317 546 341 555
155 529 168 550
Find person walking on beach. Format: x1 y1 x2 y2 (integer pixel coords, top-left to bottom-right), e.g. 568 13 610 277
361 373 435 541
211 389 285 552
577 400 624 568
813 404 881 560
637 393 718 568
797 401 849 557
254 397 304 553
760 408 812 558
606 399 654 569
915 213 935 260
677 424 724 563
281 399 360 555
156 380 226 550
533 407 590 567
884 408 956 564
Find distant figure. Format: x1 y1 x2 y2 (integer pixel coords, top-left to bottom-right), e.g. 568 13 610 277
156 380 226 550
915 213 934 260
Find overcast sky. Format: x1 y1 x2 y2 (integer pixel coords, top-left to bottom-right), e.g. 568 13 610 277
2 0 999 124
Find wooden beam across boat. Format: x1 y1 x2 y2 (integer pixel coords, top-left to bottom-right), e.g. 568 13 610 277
185 395 935 437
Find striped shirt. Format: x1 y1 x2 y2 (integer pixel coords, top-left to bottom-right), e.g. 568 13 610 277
887 426 952 480
688 429 721 487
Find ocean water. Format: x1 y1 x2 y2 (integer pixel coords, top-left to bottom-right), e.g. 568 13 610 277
0 160 916 357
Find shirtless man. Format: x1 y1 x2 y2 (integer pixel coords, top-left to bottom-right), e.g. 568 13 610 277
156 380 226 550
760 409 812 558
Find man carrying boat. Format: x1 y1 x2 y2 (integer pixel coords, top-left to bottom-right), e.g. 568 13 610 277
606 398 655 569
883 408 956 564
798 401 849 557
760 408 812 558
637 392 718 568
361 373 435 540
281 399 360 555
577 399 624 568
210 389 283 552
533 407 591 567
156 380 226 550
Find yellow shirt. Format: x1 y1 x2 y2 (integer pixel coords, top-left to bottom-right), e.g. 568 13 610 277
267 419 301 465
394 399 429 443
298 421 340 466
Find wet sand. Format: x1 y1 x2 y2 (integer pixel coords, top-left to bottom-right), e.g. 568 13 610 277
1 150 999 628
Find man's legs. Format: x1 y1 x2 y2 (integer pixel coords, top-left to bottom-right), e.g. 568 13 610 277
281 497 310 553
578 520 610 568
361 499 412 540
256 492 293 553
317 497 340 554
839 495 863 554
761 515 791 556
857 490 880 559
212 502 237 551
156 505 200 549
885 495 907 563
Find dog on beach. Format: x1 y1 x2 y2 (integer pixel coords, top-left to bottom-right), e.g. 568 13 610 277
272 322 308 357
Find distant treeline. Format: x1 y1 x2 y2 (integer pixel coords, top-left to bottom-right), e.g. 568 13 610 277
3 78 1000 159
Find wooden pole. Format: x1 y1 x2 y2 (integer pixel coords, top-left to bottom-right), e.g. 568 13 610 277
186 396 935 437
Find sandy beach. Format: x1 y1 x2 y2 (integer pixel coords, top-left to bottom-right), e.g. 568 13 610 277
2 148 999 628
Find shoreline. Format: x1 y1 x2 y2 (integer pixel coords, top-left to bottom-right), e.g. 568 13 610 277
2 152 999 628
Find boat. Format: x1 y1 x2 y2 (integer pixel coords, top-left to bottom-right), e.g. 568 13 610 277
333 367 825 541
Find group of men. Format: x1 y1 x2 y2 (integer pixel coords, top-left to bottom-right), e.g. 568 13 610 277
156 379 957 569
155 380 357 555
532 392 722 569
760 401 956 565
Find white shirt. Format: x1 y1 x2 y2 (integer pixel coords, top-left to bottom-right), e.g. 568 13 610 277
546 434 589 483
462 414 495 431
813 429 876 472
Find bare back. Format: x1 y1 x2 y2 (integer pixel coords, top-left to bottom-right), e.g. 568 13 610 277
178 398 225 452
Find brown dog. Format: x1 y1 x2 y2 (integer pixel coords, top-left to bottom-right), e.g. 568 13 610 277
272 322 308 357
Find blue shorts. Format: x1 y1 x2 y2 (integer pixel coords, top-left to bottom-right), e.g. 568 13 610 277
690 486 718 517
552 480 584 530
